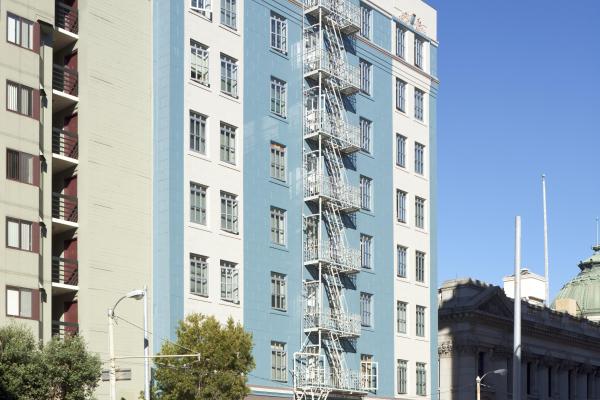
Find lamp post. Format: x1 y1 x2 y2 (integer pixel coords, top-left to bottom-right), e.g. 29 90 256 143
476 369 507 400
107 288 149 400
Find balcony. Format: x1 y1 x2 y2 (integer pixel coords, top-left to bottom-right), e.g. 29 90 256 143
52 321 79 340
294 356 364 394
304 239 360 273
51 257 78 293
52 128 78 173
304 101 360 153
54 1 78 49
52 193 78 233
304 47 360 95
52 64 79 112
304 310 361 337
304 172 360 211
302 0 360 34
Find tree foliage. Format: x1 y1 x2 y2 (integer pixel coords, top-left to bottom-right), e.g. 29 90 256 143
0 324 101 400
154 314 254 400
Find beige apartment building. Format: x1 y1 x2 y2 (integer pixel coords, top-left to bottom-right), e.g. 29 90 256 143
0 0 152 398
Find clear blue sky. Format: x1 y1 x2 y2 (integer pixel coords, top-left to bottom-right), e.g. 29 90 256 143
427 0 600 298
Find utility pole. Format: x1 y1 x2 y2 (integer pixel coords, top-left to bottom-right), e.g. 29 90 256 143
542 174 549 305
108 308 116 400
513 216 522 400
143 286 150 400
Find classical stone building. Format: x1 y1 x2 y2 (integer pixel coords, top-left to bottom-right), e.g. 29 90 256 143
438 278 600 400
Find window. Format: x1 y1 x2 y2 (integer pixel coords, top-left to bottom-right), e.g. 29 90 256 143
416 251 426 283
190 254 208 296
220 260 239 302
395 79 406 112
415 36 424 69
396 134 406 167
270 143 286 181
360 354 377 391
416 305 426 337
270 77 287 118
7 81 33 117
220 54 238 97
270 207 286 245
220 191 238 233
190 40 209 86
6 287 35 319
415 197 425 229
359 118 372 153
6 218 31 251
190 111 207 154
190 182 207 225
360 234 372 269
7 14 34 50
220 122 236 164
270 12 287 54
6 149 34 184
271 341 287 381
359 59 371 95
191 0 211 17
415 142 425 175
220 0 237 29
397 246 407 278
360 292 373 327
416 362 427 395
396 190 407 223
271 272 287 311
396 301 407 334
360 3 371 39
360 176 372 210
414 89 425 121
396 24 405 58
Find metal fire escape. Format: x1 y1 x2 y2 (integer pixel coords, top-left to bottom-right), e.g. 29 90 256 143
295 1 370 399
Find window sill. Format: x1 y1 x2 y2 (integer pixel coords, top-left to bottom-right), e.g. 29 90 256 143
361 326 375 332
269 310 289 317
187 150 211 162
358 91 374 101
414 281 429 289
394 164 409 173
414 227 428 235
269 48 289 60
219 299 242 308
269 244 289 253
217 160 241 172
360 150 375 159
219 231 242 240
219 23 240 36
395 275 409 282
219 92 241 103
359 208 375 218
414 118 428 127
188 223 212 234
189 79 212 93
414 173 429 183
188 8 213 22
188 293 211 303
268 178 289 188
269 113 289 124
394 108 408 118
361 267 375 275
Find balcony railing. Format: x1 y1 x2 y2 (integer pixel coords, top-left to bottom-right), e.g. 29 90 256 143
304 310 361 337
304 109 360 152
53 64 79 97
304 240 360 273
56 1 79 34
52 321 79 339
52 193 78 223
294 357 364 393
303 0 360 33
304 48 360 91
52 128 78 160
304 173 360 209
52 257 78 286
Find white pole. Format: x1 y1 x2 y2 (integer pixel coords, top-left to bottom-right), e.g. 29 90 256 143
542 174 549 305
513 216 522 399
143 286 150 400
108 308 116 400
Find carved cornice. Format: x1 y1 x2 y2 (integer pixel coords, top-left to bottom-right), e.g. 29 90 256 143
397 10 427 34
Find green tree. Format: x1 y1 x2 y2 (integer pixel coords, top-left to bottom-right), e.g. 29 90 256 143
154 314 254 400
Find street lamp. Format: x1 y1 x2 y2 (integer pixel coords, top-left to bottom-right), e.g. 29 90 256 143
108 287 150 400
476 368 507 400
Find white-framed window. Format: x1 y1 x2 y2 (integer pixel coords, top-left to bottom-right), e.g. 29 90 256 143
6 149 33 184
396 78 406 112
360 3 371 40
415 142 425 175
191 0 212 17
6 218 31 251
270 207 286 245
359 117 372 153
220 191 238 233
397 360 408 394
415 196 425 229
271 341 287 381
416 251 425 283
270 142 286 181
396 24 405 59
220 0 237 29
190 182 207 225
359 59 372 95
270 12 287 54
220 54 238 97
397 245 407 278
7 13 33 50
360 292 373 327
415 88 425 121
220 122 236 164
397 301 407 333
360 175 372 210
189 111 207 154
416 362 427 395
271 272 287 311
396 190 407 223
7 81 33 117
270 77 287 118
416 305 426 337
220 260 239 302
360 234 373 269
6 287 34 318
190 253 208 297
396 134 406 167
190 40 209 86
415 36 424 69
360 354 378 392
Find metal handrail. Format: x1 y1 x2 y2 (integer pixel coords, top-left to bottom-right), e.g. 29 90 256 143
52 192 78 223
304 240 360 273
52 128 78 159
52 320 79 339
53 64 79 96
304 172 360 209
303 0 360 31
55 1 79 34
52 256 78 286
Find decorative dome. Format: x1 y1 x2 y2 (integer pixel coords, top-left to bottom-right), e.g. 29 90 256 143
552 245 600 321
